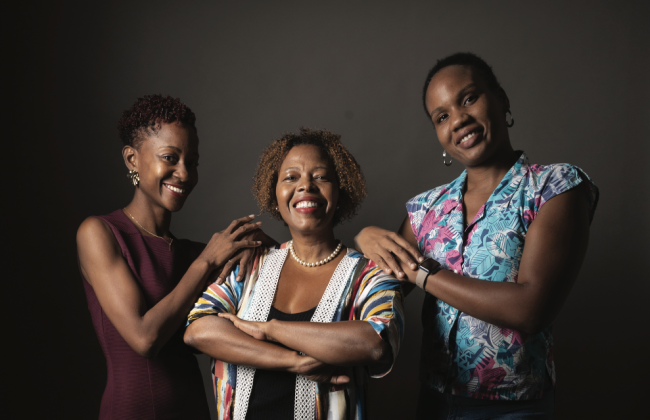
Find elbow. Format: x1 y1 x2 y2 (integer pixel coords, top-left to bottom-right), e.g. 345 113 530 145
184 326 198 348
517 313 553 336
133 336 160 359
369 340 392 365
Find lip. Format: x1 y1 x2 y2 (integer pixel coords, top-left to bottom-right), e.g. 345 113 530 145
163 183 191 198
454 126 483 149
292 196 325 214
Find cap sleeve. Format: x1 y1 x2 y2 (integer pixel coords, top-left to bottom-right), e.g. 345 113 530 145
536 164 599 223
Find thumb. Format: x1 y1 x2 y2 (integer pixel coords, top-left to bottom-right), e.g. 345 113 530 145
330 374 350 385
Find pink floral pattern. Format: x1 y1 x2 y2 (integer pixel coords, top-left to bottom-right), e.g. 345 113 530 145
406 152 598 400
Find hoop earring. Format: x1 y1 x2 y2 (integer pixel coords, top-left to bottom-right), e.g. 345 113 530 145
127 169 140 186
443 150 453 166
506 110 515 128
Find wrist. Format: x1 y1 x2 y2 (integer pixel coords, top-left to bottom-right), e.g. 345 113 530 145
191 257 213 273
416 258 442 290
287 351 306 374
264 319 279 342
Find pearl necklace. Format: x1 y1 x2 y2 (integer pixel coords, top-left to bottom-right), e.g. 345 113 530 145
288 240 342 268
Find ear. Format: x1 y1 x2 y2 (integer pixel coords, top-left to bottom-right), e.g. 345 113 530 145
122 145 138 171
496 86 511 113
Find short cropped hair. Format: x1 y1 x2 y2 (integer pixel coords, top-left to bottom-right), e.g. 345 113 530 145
422 52 502 117
117 94 197 148
252 128 366 226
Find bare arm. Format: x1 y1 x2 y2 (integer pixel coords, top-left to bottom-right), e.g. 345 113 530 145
77 215 262 358
218 314 392 367
356 187 591 334
184 315 350 383
419 187 590 334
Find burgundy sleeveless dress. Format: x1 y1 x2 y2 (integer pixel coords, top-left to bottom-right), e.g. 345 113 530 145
81 210 211 420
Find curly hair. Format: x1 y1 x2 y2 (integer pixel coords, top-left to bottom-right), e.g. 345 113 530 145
117 94 197 148
422 52 502 118
252 128 366 226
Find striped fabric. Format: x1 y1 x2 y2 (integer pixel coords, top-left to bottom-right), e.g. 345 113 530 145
187 244 404 420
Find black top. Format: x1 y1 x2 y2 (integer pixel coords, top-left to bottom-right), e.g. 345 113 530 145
246 305 317 420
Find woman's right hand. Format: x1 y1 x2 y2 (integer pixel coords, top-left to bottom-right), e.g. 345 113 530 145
354 221 423 279
198 215 262 276
293 355 350 385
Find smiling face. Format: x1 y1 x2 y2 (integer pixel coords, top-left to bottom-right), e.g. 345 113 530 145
124 122 199 212
275 144 339 235
425 65 511 168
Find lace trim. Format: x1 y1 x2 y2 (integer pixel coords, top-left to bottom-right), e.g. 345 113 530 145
234 248 287 420
234 248 359 420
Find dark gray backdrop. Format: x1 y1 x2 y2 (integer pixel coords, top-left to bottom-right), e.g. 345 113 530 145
19 1 648 418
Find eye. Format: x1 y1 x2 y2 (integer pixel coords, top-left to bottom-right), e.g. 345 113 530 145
436 113 448 124
283 174 296 181
162 155 179 164
463 94 478 106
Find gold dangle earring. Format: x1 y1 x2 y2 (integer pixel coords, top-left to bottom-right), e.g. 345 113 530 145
127 169 140 186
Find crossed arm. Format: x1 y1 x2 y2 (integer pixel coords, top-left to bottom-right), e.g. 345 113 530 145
183 275 397 383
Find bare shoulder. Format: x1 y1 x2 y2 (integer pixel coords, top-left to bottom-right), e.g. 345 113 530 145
76 217 122 279
77 216 116 248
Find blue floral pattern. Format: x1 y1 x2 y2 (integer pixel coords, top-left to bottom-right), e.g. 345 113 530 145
407 152 598 400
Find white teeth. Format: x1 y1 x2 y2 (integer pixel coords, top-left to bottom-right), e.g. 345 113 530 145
460 132 476 144
166 185 185 194
296 201 318 209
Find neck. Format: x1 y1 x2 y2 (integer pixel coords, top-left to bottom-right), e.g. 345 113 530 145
465 146 519 194
124 191 172 237
288 228 339 262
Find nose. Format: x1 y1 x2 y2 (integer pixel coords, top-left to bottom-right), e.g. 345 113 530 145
450 108 470 132
297 176 317 192
174 163 190 182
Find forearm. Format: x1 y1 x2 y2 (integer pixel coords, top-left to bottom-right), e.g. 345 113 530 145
266 320 390 366
185 316 301 371
421 270 544 333
137 259 214 354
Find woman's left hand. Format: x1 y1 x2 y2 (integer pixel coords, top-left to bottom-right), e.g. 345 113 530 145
218 313 270 341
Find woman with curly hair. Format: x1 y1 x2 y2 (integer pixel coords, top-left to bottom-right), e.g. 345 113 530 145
77 95 266 419
184 128 404 420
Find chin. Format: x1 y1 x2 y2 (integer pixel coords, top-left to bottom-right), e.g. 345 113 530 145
164 200 187 213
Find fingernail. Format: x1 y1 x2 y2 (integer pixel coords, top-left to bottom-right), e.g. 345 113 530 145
398 272 404 277
249 214 255 218
257 241 262 245
411 264 417 269
418 257 424 262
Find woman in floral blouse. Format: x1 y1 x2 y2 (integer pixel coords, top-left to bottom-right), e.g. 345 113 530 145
355 53 598 419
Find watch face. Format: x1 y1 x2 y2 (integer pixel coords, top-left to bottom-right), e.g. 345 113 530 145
419 258 439 273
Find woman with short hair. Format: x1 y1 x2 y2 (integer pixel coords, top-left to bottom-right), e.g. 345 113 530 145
77 95 265 419
355 53 599 419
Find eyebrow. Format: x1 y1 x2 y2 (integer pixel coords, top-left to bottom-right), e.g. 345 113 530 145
429 83 478 117
160 146 182 152
283 165 329 171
